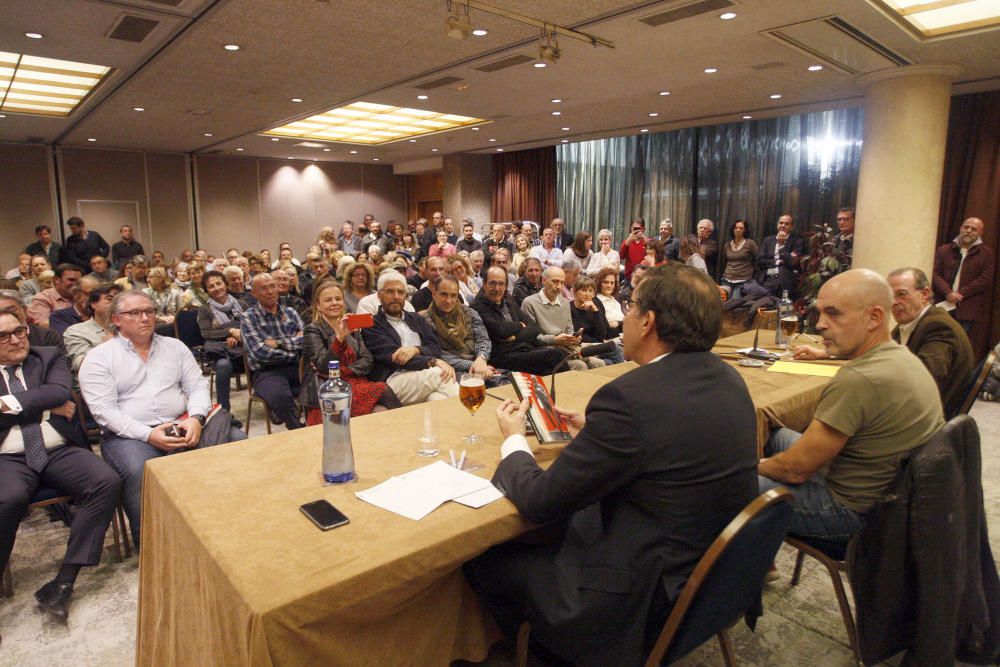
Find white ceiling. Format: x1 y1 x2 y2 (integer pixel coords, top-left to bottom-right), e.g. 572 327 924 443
2 0 999 165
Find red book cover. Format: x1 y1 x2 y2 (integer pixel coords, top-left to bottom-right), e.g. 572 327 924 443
510 372 572 443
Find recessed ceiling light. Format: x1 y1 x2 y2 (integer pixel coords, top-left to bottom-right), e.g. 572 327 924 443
133 107 144 112
769 94 782 99
312 159 317 162
323 148 331 152
808 65 824 72
640 128 649 133
409 139 417 142
0 52 111 118
271 137 279 142
372 157 380 161
497 148 504 152
0 114 6 118
560 139 568 143
659 91 670 96
551 111 561 116
551 98 562 103
533 62 547 68
287 157 294 160
223 44 240 51
648 112 659 117
704 67 718 74
25 33 43 39
236 147 245 151
561 127 570 131
203 132 213 137
291 98 303 103
471 127 480 131
350 150 358 154
87 138 96 142
417 95 428 100
488 138 497 142
431 148 438 152
742 114 752 119
720 12 737 20
472 28 488 36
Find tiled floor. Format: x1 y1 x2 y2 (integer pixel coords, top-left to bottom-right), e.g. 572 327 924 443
1 392 997 666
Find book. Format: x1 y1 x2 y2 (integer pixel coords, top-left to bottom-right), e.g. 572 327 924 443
510 372 572 444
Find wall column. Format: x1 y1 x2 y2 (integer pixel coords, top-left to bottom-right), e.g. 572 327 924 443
442 153 494 233
853 63 962 278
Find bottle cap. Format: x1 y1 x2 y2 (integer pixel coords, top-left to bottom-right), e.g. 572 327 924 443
328 361 340 371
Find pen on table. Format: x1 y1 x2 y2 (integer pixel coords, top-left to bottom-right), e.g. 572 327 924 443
449 450 457 467
794 332 820 344
485 391 506 402
458 450 467 471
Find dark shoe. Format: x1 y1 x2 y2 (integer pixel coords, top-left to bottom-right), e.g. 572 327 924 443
34 581 73 623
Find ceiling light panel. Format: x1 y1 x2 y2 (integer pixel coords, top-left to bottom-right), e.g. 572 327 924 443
0 51 111 117
263 102 488 145
872 0 1000 37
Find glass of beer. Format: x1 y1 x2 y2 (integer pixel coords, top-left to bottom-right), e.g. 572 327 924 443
459 373 486 444
779 316 798 349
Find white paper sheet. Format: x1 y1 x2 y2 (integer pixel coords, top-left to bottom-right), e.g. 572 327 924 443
355 461 500 520
452 485 504 509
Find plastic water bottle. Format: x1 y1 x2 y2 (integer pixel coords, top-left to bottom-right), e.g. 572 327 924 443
320 361 355 483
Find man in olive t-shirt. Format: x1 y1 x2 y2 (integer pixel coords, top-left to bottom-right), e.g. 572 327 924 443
759 269 943 543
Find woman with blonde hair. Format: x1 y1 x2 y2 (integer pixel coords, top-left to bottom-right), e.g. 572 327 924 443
181 260 210 307
144 266 182 335
447 254 479 304
300 280 400 424
510 234 532 274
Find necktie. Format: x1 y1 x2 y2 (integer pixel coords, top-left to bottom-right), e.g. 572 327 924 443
4 365 49 472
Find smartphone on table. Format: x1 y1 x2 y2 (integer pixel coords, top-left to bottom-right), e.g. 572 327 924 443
300 500 350 531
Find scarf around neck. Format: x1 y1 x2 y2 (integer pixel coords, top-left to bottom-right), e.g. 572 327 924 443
209 294 244 326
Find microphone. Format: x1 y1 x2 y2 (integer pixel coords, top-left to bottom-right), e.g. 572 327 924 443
742 326 780 362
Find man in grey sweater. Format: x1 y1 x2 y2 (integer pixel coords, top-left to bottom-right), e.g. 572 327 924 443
519 267 594 371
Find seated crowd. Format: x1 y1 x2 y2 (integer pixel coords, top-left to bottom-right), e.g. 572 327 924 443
0 208 992 665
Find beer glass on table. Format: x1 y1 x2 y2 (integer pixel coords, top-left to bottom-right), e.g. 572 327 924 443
779 316 798 350
459 374 486 444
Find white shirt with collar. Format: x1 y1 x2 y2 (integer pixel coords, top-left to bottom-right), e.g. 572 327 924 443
0 364 66 455
897 305 932 347
530 245 563 267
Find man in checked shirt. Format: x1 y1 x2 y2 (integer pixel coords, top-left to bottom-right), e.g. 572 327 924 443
240 273 305 430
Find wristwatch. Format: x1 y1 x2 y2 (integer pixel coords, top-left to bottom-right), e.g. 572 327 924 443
192 414 207 426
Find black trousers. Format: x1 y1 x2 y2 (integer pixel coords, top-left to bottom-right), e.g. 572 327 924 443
253 364 303 429
0 445 121 573
493 347 567 376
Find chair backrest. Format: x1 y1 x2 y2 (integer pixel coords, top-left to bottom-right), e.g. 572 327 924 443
241 348 255 391
646 488 794 666
959 351 996 416
175 306 205 349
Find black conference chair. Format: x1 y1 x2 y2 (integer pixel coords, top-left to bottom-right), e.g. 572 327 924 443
174 306 205 365
515 488 794 667
957 350 996 418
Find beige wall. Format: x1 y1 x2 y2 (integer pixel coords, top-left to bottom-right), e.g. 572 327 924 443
0 143 54 273
443 153 493 235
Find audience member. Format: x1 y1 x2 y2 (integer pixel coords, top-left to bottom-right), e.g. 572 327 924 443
563 232 592 272
447 255 479 304
362 221 392 256
468 250 486 287
531 228 563 269
719 219 758 300
560 257 582 300
181 261 209 308
361 271 458 405
550 217 573 250
27 263 83 328
25 225 63 268
87 255 118 283
761 269 943 543
81 291 246 547
617 263 648 308
520 267 591 371
342 262 376 314
0 310 121 623
144 267 181 336
620 218 647 279
657 219 680 260
594 267 625 336
571 276 621 364
696 219 718 277
512 257 543 306
455 222 482 254
442 218 458 245
932 216 995 335
586 228 620 277
240 273 305 431
63 217 109 270
273 269 308 320
756 215 803 298
509 235 531 275
115 255 149 291
831 207 855 270
679 234 708 274
464 263 758 666
111 225 144 268
64 283 120 372
223 265 253 308
410 256 447 311
198 271 245 414
428 230 457 259
483 224 512 258
422 275 500 384
643 239 666 267
0 290 64 352
48 276 99 335
6 253 32 283
18 255 52 304
489 248 517 293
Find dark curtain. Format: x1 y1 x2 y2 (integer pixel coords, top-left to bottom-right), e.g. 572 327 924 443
937 90 1000 359
491 147 557 225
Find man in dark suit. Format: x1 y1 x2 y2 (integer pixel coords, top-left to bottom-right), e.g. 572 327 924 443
0 311 121 623
888 267 975 418
0 289 65 354
464 264 759 666
550 217 574 251
756 215 805 297
24 225 63 268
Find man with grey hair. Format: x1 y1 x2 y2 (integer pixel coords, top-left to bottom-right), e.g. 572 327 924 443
520 267 593 371
760 269 943 543
0 289 64 351
362 271 458 405
80 291 245 547
696 219 718 277
115 254 149 291
657 219 680 261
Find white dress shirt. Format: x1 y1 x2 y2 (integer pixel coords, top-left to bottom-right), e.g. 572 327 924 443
79 334 210 442
356 293 415 316
530 245 564 268
0 364 66 455
897 305 931 347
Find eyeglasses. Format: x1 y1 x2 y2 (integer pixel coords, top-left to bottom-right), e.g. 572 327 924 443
621 297 634 313
119 308 156 319
0 326 28 344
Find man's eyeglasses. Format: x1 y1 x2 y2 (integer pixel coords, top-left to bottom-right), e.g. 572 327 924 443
621 297 634 313
0 326 28 344
119 308 156 320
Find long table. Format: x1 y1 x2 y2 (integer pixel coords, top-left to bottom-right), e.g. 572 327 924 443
136 332 840 665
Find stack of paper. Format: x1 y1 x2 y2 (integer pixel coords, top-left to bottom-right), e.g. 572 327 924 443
356 461 504 520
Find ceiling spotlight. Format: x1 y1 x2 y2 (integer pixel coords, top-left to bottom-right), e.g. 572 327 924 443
551 98 562 103
769 93 782 99
417 94 428 100
409 139 417 142
560 140 568 143
431 148 439 152
488 138 497 142
87 138 96 142
372 157 380 161
236 148 245 151
350 150 358 154
323 148 331 152
472 28 488 36
445 11 473 39
720 12 737 20
287 157 294 160
538 30 561 65
561 127 570 131
659 91 670 96
203 132 213 137
497 148 504 152
648 112 658 117
25 32 43 39
0 114 6 118
223 44 240 51
471 127 480 131
704 67 718 74
133 107 145 112
640 128 649 133
742 114 752 119
808 65 824 72
271 138 280 142
533 62 547 68
551 111 561 116
291 98 303 103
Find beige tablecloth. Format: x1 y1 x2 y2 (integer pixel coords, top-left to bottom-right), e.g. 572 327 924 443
136 336 837 665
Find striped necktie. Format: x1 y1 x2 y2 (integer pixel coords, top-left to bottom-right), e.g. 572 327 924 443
4 365 49 472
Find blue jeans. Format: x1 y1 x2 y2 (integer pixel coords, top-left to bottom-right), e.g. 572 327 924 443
758 427 863 544
214 357 233 411
101 427 246 547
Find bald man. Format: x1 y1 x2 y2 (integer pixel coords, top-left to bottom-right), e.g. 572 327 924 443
759 269 943 544
932 216 995 335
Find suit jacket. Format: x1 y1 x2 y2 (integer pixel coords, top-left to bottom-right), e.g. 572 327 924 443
28 324 66 356
554 231 574 251
470 292 545 356
755 233 804 297
932 241 996 322
24 240 62 267
0 346 87 449
892 306 975 419
48 306 84 336
492 352 759 665
361 309 444 382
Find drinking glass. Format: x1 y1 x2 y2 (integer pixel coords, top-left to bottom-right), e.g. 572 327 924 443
779 316 798 350
459 374 486 444
417 407 439 457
